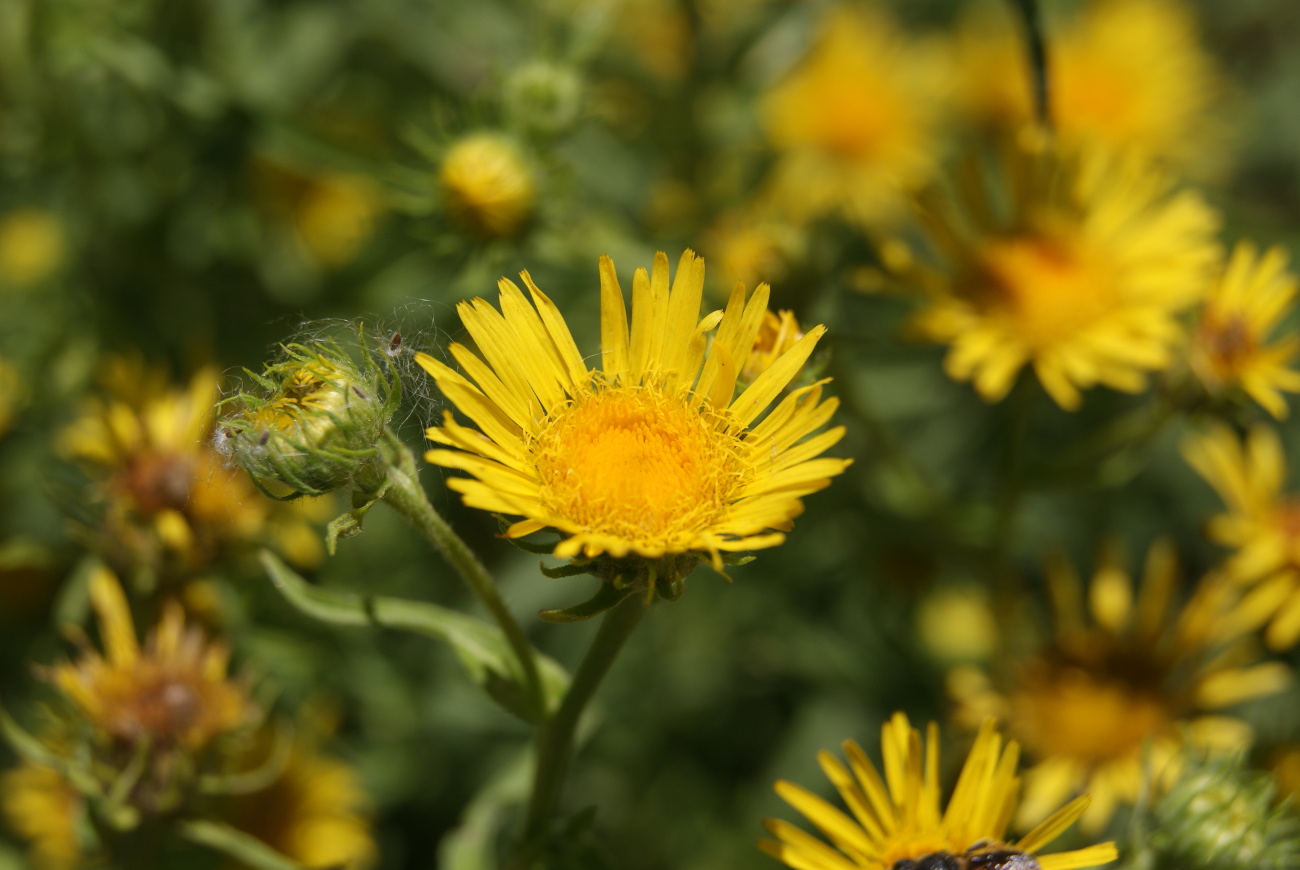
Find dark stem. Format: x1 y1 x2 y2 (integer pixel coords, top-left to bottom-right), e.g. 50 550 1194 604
1009 0 1051 127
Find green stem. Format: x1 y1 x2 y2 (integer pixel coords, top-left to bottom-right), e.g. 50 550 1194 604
377 433 544 718
517 594 646 860
1009 0 1051 126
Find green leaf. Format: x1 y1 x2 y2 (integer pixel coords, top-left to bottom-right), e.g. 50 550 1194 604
539 582 636 624
179 820 307 870
439 749 533 870
260 552 568 721
0 704 101 798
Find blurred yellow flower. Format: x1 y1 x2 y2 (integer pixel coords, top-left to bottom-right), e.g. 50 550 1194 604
59 358 327 576
231 744 377 869
0 763 82 870
702 210 804 300
440 133 536 239
295 173 385 269
954 0 1228 175
50 567 254 749
1188 242 1300 419
950 542 1288 831
760 5 949 227
761 713 1118 870
0 208 65 287
1183 423 1300 649
917 584 998 663
416 250 849 565
908 136 1221 410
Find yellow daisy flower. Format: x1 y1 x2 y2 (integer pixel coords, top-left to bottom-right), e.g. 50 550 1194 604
701 209 804 298
415 249 849 568
761 713 1118 870
954 0 1228 175
0 763 82 870
49 566 254 750
440 133 536 239
949 542 1288 831
1188 242 1300 419
907 135 1221 410
0 208 65 288
1182 422 1300 649
230 746 377 869
59 358 329 575
760 5 949 227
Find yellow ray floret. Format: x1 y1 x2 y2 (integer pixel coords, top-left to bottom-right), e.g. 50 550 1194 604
760 713 1118 870
416 250 849 565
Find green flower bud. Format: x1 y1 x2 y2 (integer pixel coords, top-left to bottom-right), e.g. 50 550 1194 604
1150 754 1300 870
219 332 399 498
502 61 584 137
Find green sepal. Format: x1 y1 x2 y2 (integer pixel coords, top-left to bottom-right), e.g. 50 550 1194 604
538 582 636 624
539 562 594 579
325 480 391 555
179 819 307 870
260 552 568 722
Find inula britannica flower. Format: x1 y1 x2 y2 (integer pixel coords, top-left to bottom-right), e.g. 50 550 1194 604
416 250 849 574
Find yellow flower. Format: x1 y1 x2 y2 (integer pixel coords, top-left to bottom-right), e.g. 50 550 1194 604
907 136 1220 410
0 208 65 287
760 5 948 227
49 567 254 749
949 542 1288 832
230 746 376 869
440 134 536 238
742 309 804 386
917 585 997 664
1182 423 1300 649
416 250 849 566
59 359 327 574
954 0 1228 176
0 763 82 870
295 173 384 269
702 210 804 300
761 713 1118 870
1188 242 1300 419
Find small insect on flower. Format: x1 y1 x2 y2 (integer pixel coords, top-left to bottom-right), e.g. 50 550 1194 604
891 843 1040 870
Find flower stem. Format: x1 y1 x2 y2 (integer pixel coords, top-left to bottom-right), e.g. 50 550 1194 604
1008 0 1051 126
377 431 545 718
517 594 646 860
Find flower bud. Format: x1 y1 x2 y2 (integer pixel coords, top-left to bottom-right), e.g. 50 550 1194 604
440 133 536 239
219 334 399 497
1152 754 1300 870
503 61 583 136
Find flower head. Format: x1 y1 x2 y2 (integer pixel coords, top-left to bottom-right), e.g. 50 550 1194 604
60 360 326 575
49 567 254 750
440 133 536 238
0 208 65 287
907 136 1221 409
950 542 1288 831
760 5 949 226
294 173 385 269
0 763 82 870
954 0 1228 176
761 713 1118 870
1183 423 1300 649
416 250 848 576
1189 242 1300 418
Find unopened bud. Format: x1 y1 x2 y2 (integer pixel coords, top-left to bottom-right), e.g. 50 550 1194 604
440 134 536 239
503 61 583 136
219 333 399 497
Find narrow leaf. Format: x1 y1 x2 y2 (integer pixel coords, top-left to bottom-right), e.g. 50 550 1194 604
539 583 636 623
180 820 306 870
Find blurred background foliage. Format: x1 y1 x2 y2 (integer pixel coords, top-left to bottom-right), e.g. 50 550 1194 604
4 0 1300 868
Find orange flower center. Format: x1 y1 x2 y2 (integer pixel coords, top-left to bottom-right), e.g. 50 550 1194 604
975 234 1116 348
1012 661 1171 764
532 385 742 545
